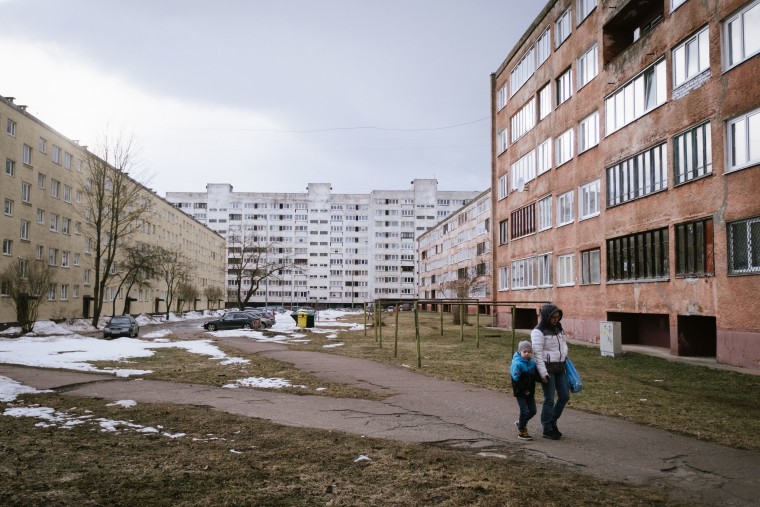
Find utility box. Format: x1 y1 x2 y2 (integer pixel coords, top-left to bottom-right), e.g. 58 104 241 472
297 311 315 328
600 321 622 357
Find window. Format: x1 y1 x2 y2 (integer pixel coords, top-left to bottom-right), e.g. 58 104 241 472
558 191 574 226
511 254 552 289
498 266 509 290
510 97 536 142
47 284 56 301
578 179 601 220
4 199 12 216
556 9 572 48
511 203 536 239
556 68 572 105
675 218 714 276
38 137 47 153
673 26 709 88
50 213 59 232
511 150 535 191
74 253 80 266
499 219 509 245
724 0 760 70
2 239 11 255
23 144 32 165
606 143 668 207
727 215 760 274
497 84 507 111
578 111 599 153
52 145 61 164
605 59 667 135
62 217 70 235
536 27 551 67
35 245 43 260
538 195 552 231
5 159 14 176
558 254 574 286
537 138 552 175
51 179 60 198
498 174 508 200
581 248 601 284
64 152 73 170
674 121 712 184
48 248 58 266
497 129 507 154
6 118 16 136
510 46 536 97
36 209 44 224
63 185 72 203
727 107 760 172
61 251 70 268
538 83 552 120
671 0 688 11
577 45 598 89
21 181 31 203
37 173 46 188
577 0 597 23
556 128 574 166
20 220 29 241
60 284 69 300
607 227 669 281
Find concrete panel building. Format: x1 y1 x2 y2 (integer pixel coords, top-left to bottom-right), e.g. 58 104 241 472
418 189 492 314
167 181 480 308
491 0 760 369
0 95 227 325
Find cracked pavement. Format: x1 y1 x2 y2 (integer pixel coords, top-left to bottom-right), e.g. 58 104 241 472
2 333 758 506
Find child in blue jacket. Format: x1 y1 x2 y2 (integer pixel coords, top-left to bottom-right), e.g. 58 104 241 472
510 340 538 440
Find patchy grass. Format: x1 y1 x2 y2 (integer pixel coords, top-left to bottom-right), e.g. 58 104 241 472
89 344 385 400
0 392 684 507
293 311 760 451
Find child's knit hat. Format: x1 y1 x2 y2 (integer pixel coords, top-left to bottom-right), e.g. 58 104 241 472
518 341 533 353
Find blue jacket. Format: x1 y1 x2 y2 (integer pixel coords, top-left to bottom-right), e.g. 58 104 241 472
510 352 537 397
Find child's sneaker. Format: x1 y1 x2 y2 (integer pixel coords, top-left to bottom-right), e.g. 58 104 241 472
515 421 532 440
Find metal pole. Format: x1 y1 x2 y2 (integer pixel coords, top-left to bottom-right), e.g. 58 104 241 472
511 305 516 353
476 306 480 348
460 303 464 341
414 302 421 368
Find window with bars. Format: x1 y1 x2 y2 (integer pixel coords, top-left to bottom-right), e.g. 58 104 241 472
607 227 669 281
606 142 667 207
511 202 536 239
675 218 714 277
674 121 712 184
728 216 760 274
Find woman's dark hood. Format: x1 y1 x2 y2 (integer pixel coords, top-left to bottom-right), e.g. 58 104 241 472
535 304 563 333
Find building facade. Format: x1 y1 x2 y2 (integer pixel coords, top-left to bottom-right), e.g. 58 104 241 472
0 95 227 324
491 0 760 369
418 189 492 313
167 181 480 308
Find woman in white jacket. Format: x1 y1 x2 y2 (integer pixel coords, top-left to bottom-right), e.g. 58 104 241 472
531 304 570 440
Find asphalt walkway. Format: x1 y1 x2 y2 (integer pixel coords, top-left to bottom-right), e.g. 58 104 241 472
1 336 758 506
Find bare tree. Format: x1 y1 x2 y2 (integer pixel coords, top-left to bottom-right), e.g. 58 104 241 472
157 246 193 321
0 261 53 333
440 268 490 325
111 242 162 316
176 282 199 314
79 128 151 327
203 286 225 310
227 229 293 307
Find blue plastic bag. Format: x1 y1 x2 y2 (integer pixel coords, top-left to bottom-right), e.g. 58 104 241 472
566 358 583 393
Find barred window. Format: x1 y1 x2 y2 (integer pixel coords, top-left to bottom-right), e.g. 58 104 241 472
511 202 536 239
674 121 712 184
675 218 714 277
728 216 760 274
606 143 667 207
607 227 669 281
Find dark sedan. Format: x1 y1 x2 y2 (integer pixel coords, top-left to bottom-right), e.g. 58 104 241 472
103 315 139 339
202 311 260 331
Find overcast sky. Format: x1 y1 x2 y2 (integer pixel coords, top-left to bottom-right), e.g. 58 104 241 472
0 0 544 196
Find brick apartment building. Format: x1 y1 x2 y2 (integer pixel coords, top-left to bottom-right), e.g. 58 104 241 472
491 0 760 369
0 95 227 324
167 181 480 308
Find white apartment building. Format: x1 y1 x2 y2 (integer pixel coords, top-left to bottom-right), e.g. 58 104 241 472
418 190 492 313
167 181 481 308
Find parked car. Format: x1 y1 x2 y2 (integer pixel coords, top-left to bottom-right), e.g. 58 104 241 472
242 310 272 328
103 315 139 339
202 311 260 331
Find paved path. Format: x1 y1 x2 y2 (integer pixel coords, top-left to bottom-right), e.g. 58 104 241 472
2 336 758 506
